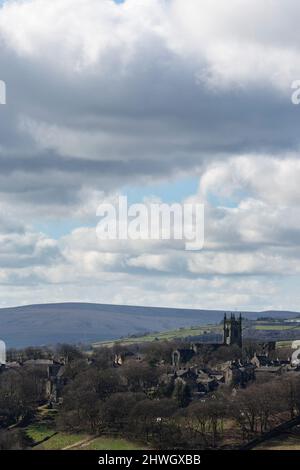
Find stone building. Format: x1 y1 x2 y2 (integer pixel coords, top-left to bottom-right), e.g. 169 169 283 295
222 360 255 386
46 363 66 404
172 313 243 368
172 348 195 368
223 313 242 348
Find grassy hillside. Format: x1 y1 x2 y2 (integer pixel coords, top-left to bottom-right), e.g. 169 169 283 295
93 324 222 348
94 318 300 348
0 302 299 348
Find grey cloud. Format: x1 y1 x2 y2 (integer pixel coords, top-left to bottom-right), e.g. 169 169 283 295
0 0 299 310
0 5 300 213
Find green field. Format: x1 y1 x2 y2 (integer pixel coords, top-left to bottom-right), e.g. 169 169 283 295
24 417 90 450
23 400 147 451
255 325 300 331
93 325 221 348
276 340 294 348
73 437 147 451
92 317 300 349
25 422 56 443
34 432 90 450
24 420 144 451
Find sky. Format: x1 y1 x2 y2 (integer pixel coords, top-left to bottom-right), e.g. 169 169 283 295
0 0 300 311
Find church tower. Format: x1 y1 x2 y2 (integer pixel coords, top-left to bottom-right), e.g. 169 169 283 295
223 313 242 348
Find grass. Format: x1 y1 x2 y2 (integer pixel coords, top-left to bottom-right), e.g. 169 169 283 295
255 325 299 331
25 406 145 451
93 325 221 348
24 419 89 450
25 422 56 443
276 340 300 348
74 437 147 451
33 432 146 451
34 432 90 450
93 320 300 349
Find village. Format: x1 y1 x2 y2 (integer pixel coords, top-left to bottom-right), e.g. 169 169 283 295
1 314 300 409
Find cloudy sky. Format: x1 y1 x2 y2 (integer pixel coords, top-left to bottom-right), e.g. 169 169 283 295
0 0 300 311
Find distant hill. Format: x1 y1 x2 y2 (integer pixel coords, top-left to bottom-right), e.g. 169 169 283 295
0 302 299 348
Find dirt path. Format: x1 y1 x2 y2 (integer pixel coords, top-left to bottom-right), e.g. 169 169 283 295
73 437 100 449
62 436 96 450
